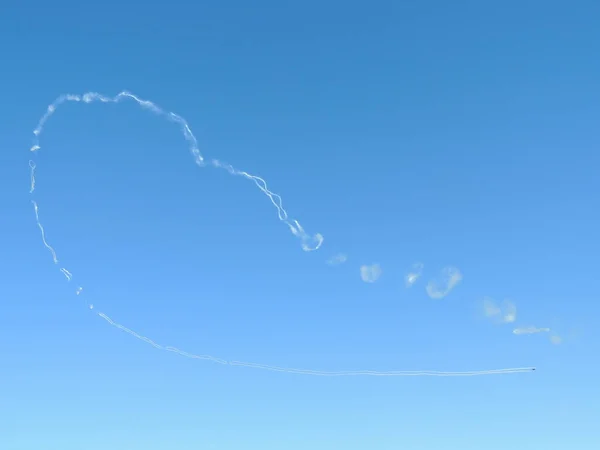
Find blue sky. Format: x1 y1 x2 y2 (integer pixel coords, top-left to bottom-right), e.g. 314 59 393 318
1 0 600 448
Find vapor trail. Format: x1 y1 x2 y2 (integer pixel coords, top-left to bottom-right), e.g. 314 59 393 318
98 311 535 377
513 326 551 335
32 201 58 264
405 262 424 287
60 268 73 281
30 91 323 252
28 90 534 378
426 266 462 299
29 160 36 193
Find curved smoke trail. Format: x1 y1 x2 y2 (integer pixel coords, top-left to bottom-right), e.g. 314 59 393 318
28 91 534 377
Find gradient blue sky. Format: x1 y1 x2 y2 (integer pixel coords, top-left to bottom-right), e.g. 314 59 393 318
1 1 599 449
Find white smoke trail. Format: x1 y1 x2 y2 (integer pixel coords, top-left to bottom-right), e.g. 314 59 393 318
326 253 348 266
98 311 535 376
97 312 228 364
31 201 58 264
360 263 382 283
513 326 551 335
29 160 36 193
483 298 517 324
426 266 462 299
549 335 562 345
28 90 533 378
405 262 424 287
30 91 323 252
60 268 73 281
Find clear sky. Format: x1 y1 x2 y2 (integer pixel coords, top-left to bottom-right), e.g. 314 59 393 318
1 1 599 449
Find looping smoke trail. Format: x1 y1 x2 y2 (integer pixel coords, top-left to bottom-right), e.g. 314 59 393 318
29 160 36 193
30 91 323 251
32 201 58 264
405 262 424 287
210 159 323 251
513 326 551 335
98 311 535 376
60 268 73 281
326 253 348 266
28 90 533 378
426 266 462 299
97 312 228 364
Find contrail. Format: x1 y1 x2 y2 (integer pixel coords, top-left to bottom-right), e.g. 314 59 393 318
326 253 348 266
426 266 462 299
98 311 535 377
405 262 424 287
60 268 73 281
29 160 36 193
513 326 551 335
31 201 58 264
28 90 534 378
29 91 323 252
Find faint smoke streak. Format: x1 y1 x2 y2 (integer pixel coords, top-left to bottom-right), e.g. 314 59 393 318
327 253 348 266
483 297 517 324
426 266 462 298
513 326 550 335
360 264 382 283
405 262 424 287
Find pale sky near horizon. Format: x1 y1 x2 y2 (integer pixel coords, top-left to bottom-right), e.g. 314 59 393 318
1 1 599 449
